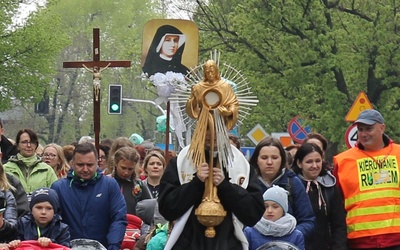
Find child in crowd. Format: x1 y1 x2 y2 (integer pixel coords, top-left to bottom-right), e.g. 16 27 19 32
8 187 70 248
244 185 305 250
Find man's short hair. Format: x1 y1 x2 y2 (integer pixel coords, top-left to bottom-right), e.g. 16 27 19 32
73 143 98 159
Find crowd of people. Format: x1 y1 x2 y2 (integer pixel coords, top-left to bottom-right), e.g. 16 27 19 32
0 108 397 250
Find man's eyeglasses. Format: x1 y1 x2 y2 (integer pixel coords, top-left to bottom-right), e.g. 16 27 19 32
98 156 107 161
43 153 57 159
19 141 37 146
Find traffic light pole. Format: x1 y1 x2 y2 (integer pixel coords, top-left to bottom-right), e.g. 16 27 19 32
122 97 169 160
122 98 166 116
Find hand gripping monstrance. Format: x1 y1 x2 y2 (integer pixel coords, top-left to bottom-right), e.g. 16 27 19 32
186 60 239 238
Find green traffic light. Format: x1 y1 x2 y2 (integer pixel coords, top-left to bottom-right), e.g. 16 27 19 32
111 104 120 111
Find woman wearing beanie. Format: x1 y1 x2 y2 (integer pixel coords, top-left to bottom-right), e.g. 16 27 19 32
8 187 70 248
244 185 304 250
291 143 347 250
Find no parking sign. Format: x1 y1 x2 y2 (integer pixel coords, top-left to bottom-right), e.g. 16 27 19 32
287 116 311 144
345 123 358 148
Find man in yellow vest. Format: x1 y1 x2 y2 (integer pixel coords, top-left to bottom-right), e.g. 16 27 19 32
334 109 400 249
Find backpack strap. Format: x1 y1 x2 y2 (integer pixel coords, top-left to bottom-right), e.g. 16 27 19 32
285 176 294 210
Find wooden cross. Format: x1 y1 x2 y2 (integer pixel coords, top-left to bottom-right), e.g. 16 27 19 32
63 28 131 151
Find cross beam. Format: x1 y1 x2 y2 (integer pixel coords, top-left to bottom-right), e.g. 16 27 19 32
63 28 131 151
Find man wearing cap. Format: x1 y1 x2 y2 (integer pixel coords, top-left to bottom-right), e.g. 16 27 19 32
334 109 400 249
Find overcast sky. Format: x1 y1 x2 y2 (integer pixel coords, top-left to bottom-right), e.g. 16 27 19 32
13 0 191 26
13 0 46 25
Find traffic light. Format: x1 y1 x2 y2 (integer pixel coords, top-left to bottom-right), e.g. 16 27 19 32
108 85 122 114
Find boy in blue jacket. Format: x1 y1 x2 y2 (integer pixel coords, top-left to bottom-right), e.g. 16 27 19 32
244 185 304 250
8 187 70 248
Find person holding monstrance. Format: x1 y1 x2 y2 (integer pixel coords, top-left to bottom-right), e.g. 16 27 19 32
158 60 264 249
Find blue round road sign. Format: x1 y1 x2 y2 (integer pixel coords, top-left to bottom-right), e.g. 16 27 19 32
287 116 311 144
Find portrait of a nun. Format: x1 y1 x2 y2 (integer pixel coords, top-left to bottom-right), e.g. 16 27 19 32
142 25 190 77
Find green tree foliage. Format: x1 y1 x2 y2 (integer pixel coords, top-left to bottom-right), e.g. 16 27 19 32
3 0 166 145
0 0 68 111
191 0 400 156
35 0 164 144
45 0 166 143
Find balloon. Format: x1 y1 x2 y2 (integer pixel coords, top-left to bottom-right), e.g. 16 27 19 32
156 115 167 133
129 133 144 145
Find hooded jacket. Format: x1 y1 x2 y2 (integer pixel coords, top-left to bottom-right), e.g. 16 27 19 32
297 172 347 250
51 169 127 250
17 213 70 247
244 214 304 250
0 190 18 243
257 169 315 240
4 154 58 194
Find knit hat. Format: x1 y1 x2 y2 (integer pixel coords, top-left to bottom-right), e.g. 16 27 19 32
30 188 59 212
263 185 289 215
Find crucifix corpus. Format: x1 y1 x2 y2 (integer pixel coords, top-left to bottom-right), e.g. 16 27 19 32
63 28 131 151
